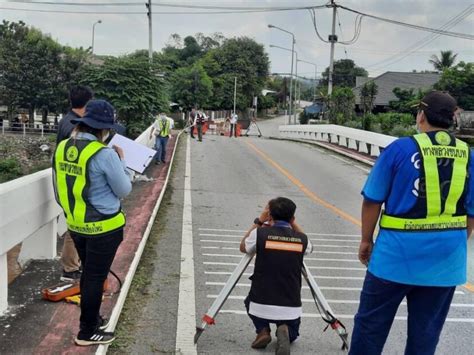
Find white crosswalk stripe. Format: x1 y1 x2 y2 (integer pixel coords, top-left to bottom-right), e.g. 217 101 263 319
198 226 473 329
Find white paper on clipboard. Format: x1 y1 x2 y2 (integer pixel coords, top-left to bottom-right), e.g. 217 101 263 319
108 134 156 174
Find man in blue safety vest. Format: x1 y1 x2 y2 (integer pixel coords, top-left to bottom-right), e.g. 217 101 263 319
350 91 474 355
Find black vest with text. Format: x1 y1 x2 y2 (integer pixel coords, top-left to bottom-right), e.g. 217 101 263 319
249 226 308 307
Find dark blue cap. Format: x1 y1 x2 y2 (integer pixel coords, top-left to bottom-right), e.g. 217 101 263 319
71 99 116 129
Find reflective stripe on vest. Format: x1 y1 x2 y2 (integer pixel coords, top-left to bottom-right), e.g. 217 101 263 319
54 139 126 235
157 118 170 137
380 133 469 231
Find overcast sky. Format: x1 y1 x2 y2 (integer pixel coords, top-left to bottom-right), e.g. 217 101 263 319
1 0 473 79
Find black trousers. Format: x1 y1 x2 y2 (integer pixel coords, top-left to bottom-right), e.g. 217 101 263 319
230 123 237 137
71 229 123 337
197 124 203 141
244 296 301 342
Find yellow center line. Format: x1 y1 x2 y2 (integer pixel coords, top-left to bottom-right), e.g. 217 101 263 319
464 283 474 292
245 141 361 227
246 140 474 293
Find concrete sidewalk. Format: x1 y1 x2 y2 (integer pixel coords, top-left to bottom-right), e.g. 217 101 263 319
0 136 178 354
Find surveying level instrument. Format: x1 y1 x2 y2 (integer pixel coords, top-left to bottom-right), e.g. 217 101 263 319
194 254 350 351
244 118 262 138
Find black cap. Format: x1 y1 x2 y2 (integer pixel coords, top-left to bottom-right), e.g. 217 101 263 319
71 99 117 129
420 91 457 127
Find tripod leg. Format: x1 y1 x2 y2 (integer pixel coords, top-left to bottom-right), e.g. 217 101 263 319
194 254 254 344
303 263 349 351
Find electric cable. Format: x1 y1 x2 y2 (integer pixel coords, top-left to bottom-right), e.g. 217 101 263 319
336 9 348 58
367 5 473 71
337 4 474 40
0 5 324 15
5 0 328 11
5 0 142 5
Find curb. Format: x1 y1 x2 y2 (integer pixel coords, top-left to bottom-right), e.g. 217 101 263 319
96 130 185 355
269 136 375 167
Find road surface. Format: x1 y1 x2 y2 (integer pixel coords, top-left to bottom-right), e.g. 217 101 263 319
114 117 474 355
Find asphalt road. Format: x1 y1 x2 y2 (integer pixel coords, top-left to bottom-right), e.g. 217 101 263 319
188 123 473 354
118 117 474 354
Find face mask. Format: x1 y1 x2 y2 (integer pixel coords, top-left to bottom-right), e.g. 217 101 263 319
415 112 422 133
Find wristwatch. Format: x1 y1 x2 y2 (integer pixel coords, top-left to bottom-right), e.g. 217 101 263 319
253 217 263 226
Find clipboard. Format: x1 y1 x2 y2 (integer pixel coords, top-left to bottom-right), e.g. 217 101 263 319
108 134 156 174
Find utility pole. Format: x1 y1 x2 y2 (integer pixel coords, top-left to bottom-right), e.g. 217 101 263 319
233 77 237 115
328 0 338 96
146 0 153 63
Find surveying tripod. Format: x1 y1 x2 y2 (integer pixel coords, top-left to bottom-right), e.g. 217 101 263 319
194 254 349 351
244 118 262 137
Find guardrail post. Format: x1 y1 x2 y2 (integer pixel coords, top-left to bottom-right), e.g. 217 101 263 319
18 219 57 266
23 124 26 137
0 253 7 315
41 125 44 137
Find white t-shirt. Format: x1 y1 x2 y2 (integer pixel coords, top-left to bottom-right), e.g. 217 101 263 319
244 228 313 320
230 114 238 124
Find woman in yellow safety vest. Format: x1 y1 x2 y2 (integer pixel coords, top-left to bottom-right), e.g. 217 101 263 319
53 99 132 346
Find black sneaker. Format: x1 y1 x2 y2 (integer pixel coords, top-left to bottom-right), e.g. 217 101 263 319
75 330 115 346
99 316 110 331
60 269 82 282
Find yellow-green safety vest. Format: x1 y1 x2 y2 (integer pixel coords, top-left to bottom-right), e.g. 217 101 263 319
380 132 469 231
53 138 126 235
157 118 170 137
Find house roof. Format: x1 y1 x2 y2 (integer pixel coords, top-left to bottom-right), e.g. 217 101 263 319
353 72 440 106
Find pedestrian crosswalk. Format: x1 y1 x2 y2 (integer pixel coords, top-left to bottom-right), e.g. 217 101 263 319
197 227 474 329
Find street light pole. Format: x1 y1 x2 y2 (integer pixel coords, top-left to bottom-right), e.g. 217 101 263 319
146 0 153 63
268 24 295 125
298 59 317 102
294 51 298 124
233 77 237 115
328 0 337 96
91 20 102 55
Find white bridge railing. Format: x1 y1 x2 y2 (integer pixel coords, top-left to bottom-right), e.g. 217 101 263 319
279 124 396 157
0 126 155 314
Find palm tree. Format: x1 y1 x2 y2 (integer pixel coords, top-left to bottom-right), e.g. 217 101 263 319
429 50 458 71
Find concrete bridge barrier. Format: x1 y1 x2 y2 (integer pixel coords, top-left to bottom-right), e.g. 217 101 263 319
0 125 156 315
279 124 396 157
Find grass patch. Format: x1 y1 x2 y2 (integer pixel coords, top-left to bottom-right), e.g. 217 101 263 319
109 185 175 352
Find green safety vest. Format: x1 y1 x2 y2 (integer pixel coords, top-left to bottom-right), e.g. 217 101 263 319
380 132 469 231
53 139 126 235
157 118 170 137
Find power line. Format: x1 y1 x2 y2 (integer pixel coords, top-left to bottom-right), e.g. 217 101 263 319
0 6 323 15
336 9 348 59
5 0 327 11
5 0 142 5
338 4 474 40
367 6 474 71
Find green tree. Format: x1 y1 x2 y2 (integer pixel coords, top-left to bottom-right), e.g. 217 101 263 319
359 81 378 114
80 56 168 137
200 37 269 111
170 63 213 109
389 88 425 115
328 87 355 124
429 50 458 72
0 20 88 123
435 61 474 110
321 59 368 88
